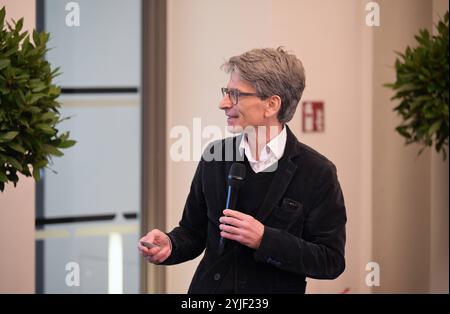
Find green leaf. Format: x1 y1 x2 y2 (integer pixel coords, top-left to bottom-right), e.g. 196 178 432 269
7 157 23 172
428 121 442 136
25 106 42 114
32 29 40 46
29 93 46 104
35 159 48 169
396 83 419 93
0 131 19 141
40 32 50 44
32 83 47 93
32 166 40 181
35 124 55 135
60 131 70 141
0 7 6 28
22 35 31 51
8 142 26 154
17 90 26 104
39 111 57 122
21 166 31 177
0 59 11 70
15 18 23 32
58 139 77 149
396 126 411 139
0 170 8 183
43 144 64 157
50 67 61 79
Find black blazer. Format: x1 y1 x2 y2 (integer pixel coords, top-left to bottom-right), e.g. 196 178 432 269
162 126 347 294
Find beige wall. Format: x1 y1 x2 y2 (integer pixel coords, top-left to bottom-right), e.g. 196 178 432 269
0 0 36 293
430 149 449 293
372 0 448 293
430 0 449 294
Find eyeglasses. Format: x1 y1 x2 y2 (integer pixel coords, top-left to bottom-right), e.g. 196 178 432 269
221 87 261 105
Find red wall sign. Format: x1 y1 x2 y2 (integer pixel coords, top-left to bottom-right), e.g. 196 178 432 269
302 101 324 133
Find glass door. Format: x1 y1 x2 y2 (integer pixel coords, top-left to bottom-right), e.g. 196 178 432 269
35 0 142 293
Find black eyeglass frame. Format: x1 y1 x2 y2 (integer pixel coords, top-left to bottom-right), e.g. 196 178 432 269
221 87 265 105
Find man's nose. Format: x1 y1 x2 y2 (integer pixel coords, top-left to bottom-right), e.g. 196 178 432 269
219 95 232 110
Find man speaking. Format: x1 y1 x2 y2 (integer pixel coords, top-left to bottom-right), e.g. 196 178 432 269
138 47 347 294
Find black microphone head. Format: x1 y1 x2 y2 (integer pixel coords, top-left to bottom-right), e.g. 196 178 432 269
228 163 246 187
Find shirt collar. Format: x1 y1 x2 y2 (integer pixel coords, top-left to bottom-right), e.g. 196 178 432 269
238 125 287 161
266 125 287 160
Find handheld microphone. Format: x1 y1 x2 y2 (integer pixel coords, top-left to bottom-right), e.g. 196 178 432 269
218 162 246 255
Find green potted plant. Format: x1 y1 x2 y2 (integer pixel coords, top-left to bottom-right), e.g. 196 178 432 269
0 6 76 192
385 12 449 160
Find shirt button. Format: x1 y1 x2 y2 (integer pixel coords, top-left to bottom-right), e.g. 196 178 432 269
213 273 221 281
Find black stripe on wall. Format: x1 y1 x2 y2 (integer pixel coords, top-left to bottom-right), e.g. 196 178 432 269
123 212 138 220
35 214 116 226
61 87 139 94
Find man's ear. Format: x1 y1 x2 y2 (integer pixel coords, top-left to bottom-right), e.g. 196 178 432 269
264 95 282 119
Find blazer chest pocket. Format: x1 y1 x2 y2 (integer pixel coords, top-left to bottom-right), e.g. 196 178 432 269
269 198 304 230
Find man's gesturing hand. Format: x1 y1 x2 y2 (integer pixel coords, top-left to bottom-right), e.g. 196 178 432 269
138 229 172 264
219 209 265 249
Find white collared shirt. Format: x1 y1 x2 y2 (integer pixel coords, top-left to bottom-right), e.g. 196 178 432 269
239 126 287 173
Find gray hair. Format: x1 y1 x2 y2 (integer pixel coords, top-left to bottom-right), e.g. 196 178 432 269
221 47 306 123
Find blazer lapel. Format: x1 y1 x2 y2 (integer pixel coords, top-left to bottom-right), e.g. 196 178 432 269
254 125 301 224
254 157 297 223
